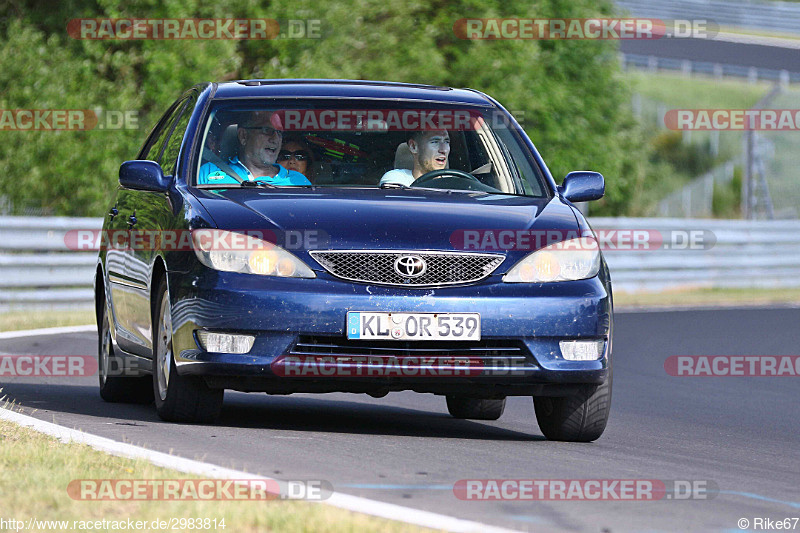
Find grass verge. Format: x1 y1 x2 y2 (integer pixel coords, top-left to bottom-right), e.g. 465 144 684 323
626 70 772 110
615 287 800 309
0 416 430 533
0 309 95 332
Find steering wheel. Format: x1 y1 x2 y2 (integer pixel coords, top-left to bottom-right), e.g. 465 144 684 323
411 169 482 187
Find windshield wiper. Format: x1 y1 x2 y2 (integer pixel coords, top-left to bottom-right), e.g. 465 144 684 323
194 181 276 190
380 182 449 193
241 180 277 188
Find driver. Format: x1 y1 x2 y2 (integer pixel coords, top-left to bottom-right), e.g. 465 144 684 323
379 129 450 187
198 111 311 186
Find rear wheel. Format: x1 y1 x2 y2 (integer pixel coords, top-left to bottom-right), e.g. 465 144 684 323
98 299 153 404
152 277 223 423
533 374 612 442
446 396 506 420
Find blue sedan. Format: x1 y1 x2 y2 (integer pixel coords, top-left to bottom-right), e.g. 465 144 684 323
95 79 613 441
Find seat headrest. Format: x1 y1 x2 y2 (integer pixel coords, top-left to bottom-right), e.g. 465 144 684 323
394 142 414 170
219 124 240 161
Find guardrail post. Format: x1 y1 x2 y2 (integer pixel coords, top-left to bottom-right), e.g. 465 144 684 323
779 70 790 88
647 56 658 73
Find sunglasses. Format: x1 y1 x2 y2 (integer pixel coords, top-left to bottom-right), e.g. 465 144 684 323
278 150 310 161
243 126 281 137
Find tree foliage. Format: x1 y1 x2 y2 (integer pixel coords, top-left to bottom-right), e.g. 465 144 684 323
1 0 648 215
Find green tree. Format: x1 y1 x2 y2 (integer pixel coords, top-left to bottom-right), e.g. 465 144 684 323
1 0 648 215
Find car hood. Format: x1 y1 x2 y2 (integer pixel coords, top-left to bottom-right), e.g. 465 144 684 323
191 187 579 270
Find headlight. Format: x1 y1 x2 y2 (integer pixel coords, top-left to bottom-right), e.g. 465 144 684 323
502 237 600 283
192 229 316 278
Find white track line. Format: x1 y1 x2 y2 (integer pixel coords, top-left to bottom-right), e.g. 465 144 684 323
615 302 800 313
0 325 96 340
0 407 520 533
711 31 800 50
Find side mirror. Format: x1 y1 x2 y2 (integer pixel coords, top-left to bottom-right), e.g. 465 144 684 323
558 171 604 202
119 160 171 192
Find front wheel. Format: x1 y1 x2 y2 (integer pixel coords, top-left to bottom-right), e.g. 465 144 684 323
533 374 612 442
98 298 153 404
152 278 223 423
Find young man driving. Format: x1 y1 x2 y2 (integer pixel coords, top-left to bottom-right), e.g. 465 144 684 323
379 129 450 187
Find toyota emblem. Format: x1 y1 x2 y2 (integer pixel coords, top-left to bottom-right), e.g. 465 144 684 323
394 255 427 278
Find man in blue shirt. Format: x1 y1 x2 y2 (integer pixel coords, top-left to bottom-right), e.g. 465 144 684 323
198 111 311 186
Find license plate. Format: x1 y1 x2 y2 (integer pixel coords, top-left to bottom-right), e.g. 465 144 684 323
347 312 481 341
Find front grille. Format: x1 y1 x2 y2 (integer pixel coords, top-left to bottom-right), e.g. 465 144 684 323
290 336 532 367
309 250 505 287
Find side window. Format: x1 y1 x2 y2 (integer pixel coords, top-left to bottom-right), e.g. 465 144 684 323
160 94 197 176
139 97 187 162
499 133 543 197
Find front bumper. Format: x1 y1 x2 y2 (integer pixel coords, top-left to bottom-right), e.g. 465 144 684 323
168 268 612 396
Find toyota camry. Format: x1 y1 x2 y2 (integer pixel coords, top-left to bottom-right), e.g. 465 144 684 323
95 79 613 441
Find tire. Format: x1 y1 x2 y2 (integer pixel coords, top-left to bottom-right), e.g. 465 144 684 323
152 277 223 423
446 396 506 420
533 373 612 442
97 298 154 404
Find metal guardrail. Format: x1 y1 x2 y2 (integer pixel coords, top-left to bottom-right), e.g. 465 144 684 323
2 216 800 309
616 0 800 35
592 217 800 292
0 216 101 309
621 53 800 84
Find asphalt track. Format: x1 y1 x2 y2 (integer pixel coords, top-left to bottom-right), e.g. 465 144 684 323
1 308 799 532
620 37 800 73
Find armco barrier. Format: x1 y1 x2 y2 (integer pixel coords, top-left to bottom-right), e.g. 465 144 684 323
1 216 800 309
592 217 800 292
0 216 101 309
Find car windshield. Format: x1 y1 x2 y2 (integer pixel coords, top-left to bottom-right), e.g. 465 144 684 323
194 100 547 197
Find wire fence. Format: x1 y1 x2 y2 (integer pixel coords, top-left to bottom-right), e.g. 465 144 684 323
657 161 738 218
754 87 800 219
626 58 800 220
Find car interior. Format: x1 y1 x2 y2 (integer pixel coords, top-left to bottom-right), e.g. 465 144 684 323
196 108 543 196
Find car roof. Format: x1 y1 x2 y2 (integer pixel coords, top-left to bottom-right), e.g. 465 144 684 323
210 79 494 106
